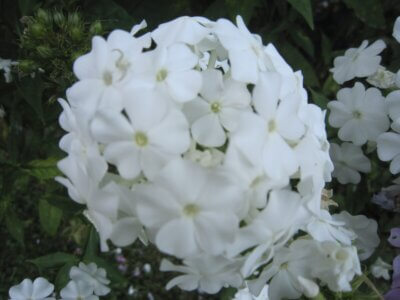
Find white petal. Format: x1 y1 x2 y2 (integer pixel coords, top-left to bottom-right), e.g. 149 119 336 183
32 278 54 298
191 114 226 147
110 218 142 247
166 70 202 102
377 132 400 161
229 48 259 84
104 141 140 179
165 43 198 72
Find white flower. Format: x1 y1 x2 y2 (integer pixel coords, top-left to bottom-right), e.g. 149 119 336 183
333 211 379 260
60 280 98 300
183 69 251 147
377 128 400 174
214 16 273 83
0 105 5 118
330 40 386 84
370 257 392 280
160 255 242 294
393 16 400 43
233 284 269 300
69 28 151 116
139 43 202 103
328 82 389 145
385 90 400 131
183 142 224 168
313 241 361 292
135 158 243 258
69 262 110 296
0 58 17 83
367 66 396 89
231 72 305 181
329 143 371 184
9 278 55 300
90 89 190 180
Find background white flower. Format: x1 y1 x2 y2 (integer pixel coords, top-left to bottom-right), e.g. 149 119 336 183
330 143 371 184
371 257 392 280
60 280 98 300
9 278 55 300
69 262 110 296
394 16 400 43
328 82 389 145
330 40 386 84
377 129 400 174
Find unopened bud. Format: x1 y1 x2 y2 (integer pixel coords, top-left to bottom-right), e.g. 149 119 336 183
36 45 53 58
18 60 36 73
53 11 65 27
69 26 84 41
36 9 51 23
89 21 103 35
68 12 80 26
30 22 46 38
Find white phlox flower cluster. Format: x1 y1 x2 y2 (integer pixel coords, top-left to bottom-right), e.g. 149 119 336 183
328 17 400 182
57 16 367 299
8 262 110 300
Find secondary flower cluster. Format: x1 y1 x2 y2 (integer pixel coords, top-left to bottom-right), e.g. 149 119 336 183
328 16 400 184
8 262 110 300
56 16 375 299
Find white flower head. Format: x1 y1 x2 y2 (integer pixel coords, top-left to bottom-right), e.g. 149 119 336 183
329 142 371 184
328 82 389 145
69 262 110 296
60 280 99 300
370 257 392 280
330 40 386 84
9 278 55 300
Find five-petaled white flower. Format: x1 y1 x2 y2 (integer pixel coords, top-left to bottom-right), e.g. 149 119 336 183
328 82 389 145
330 40 386 84
69 262 110 296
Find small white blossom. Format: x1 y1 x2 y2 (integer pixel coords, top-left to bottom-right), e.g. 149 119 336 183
0 58 17 83
9 278 55 300
370 257 392 280
367 66 396 89
60 280 98 300
330 40 386 84
328 82 389 145
69 262 110 296
330 143 371 184
393 16 400 43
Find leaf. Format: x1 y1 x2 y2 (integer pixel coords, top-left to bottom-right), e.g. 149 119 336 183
24 157 61 181
290 29 314 57
55 262 76 291
16 76 44 122
5 211 24 246
224 0 261 23
343 0 385 29
39 198 63 236
84 227 100 260
287 0 314 30
321 33 332 66
29 252 78 270
47 195 83 214
310 89 329 109
278 42 319 87
18 0 39 15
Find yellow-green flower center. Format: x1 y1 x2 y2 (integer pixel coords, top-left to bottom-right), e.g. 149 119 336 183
210 101 221 113
134 132 148 147
352 110 362 119
183 203 200 217
268 119 276 132
103 71 113 85
156 69 168 82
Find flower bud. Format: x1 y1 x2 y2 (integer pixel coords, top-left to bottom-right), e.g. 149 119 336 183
36 45 53 58
36 9 51 24
53 11 65 27
89 21 103 35
68 12 80 26
30 22 46 38
18 60 36 73
69 26 84 41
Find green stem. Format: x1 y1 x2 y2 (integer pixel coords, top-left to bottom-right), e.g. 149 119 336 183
207 50 217 69
361 274 384 300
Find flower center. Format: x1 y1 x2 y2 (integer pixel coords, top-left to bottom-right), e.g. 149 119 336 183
156 69 168 82
134 132 148 147
183 203 200 217
210 101 221 113
103 71 113 85
352 110 362 119
267 119 276 132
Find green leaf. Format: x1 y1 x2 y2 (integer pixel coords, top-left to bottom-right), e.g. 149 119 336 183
287 0 314 30
343 0 385 29
55 262 76 291
84 227 100 260
24 157 61 181
18 0 39 15
39 198 63 236
16 76 44 122
290 29 314 57
310 89 329 109
47 195 83 214
278 42 319 87
224 0 261 23
321 33 333 66
5 211 25 246
29 252 78 270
